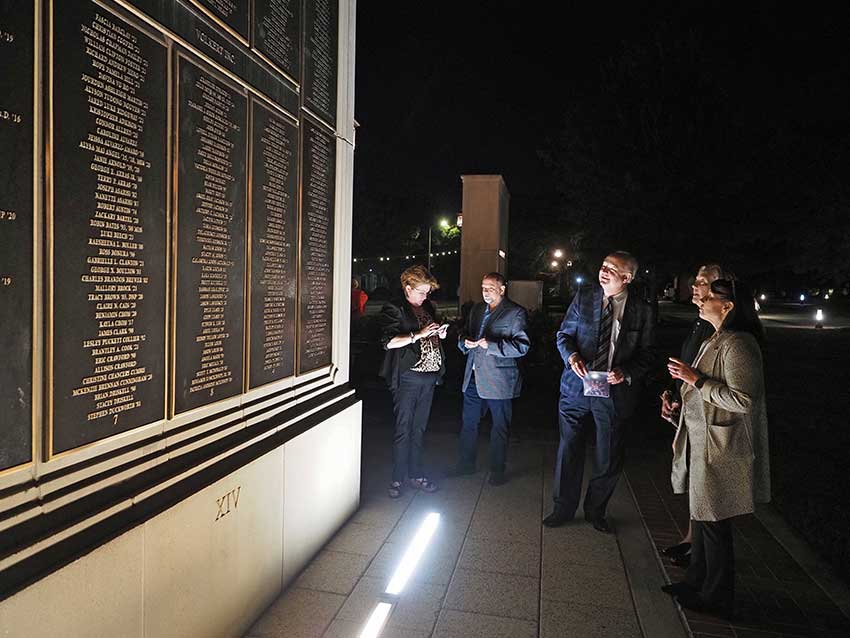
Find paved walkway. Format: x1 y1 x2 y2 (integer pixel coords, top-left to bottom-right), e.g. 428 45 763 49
245 421 850 638
245 428 688 638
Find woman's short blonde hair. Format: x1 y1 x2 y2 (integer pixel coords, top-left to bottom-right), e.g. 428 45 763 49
400 265 440 291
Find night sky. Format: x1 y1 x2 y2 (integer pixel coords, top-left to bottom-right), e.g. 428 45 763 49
353 2 849 282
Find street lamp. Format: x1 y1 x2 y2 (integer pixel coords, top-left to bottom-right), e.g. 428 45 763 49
427 218 450 271
553 249 563 259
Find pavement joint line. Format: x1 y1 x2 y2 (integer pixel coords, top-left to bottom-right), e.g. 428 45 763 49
621 470 691 638
537 444 545 638
438 463 490 635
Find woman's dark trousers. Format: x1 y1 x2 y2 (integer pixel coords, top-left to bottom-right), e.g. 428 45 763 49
390 370 438 482
686 518 735 612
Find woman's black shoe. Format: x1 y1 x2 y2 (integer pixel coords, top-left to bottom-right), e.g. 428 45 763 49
661 541 691 558
661 582 694 596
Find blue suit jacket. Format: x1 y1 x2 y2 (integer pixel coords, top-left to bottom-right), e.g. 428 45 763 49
557 285 655 417
459 298 530 400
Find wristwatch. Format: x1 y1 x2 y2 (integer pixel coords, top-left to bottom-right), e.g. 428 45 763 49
694 374 707 389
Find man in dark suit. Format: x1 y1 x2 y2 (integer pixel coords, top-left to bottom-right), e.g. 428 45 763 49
448 273 530 485
543 251 655 531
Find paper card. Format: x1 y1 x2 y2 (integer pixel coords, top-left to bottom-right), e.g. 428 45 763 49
583 371 610 398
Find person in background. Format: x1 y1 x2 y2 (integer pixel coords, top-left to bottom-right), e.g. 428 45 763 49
378 266 448 498
544 251 655 532
448 273 530 486
351 277 368 318
664 279 770 618
659 264 731 567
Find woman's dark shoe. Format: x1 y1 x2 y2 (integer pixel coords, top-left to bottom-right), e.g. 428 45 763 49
661 581 695 596
409 477 438 493
675 590 733 620
388 481 403 498
661 541 691 558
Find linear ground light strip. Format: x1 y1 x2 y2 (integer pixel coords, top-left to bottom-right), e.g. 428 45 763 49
358 602 393 638
385 512 441 595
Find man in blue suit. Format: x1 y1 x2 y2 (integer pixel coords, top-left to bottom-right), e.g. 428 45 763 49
448 273 530 485
543 251 655 531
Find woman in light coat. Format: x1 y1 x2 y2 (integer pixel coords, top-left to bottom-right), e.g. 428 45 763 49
664 279 770 618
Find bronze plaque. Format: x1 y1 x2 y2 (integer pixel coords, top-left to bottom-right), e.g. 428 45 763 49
253 0 301 80
188 0 249 42
303 0 337 126
0 1 34 469
297 116 335 374
173 56 247 414
50 0 169 454
248 101 298 388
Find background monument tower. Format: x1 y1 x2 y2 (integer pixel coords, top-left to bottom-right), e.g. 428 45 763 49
459 175 510 304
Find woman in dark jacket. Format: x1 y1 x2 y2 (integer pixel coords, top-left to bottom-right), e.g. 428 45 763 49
379 265 448 498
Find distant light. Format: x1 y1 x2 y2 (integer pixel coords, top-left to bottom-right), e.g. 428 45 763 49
379 257 384 262
359 602 392 638
369 268 373 272
429 253 433 257
576 276 584 284
439 218 450 228
760 294 766 301
800 294 805 302
645 269 649 273
456 213 463 227
551 261 559 268
385 512 440 595
567 260 573 267
353 258 358 262
816 309 824 322
824 294 830 300
553 249 564 258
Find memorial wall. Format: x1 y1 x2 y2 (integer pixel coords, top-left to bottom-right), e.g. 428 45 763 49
0 0 339 465
0 1 357 628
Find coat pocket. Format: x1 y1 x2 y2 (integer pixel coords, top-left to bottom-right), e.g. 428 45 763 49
706 421 752 463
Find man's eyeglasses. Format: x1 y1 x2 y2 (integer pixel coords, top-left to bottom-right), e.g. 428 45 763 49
599 263 622 276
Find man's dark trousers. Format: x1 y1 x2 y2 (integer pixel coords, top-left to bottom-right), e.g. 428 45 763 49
459 375 511 473
553 392 627 520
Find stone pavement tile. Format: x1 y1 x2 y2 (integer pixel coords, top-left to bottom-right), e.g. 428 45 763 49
432 608 537 638
542 523 622 567
325 521 392 558
323 619 430 638
457 537 540 578
293 550 370 595
365 540 459 586
245 587 344 638
540 599 641 638
466 506 541 544
444 568 539 621
350 491 414 528
541 561 633 611
335 576 446 633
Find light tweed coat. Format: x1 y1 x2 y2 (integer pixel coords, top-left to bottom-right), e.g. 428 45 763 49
671 330 771 522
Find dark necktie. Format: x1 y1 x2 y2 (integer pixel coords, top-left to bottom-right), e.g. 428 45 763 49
591 297 614 371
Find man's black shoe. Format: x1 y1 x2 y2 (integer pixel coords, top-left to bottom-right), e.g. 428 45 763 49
445 464 475 478
542 507 574 527
588 516 612 534
488 471 507 486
